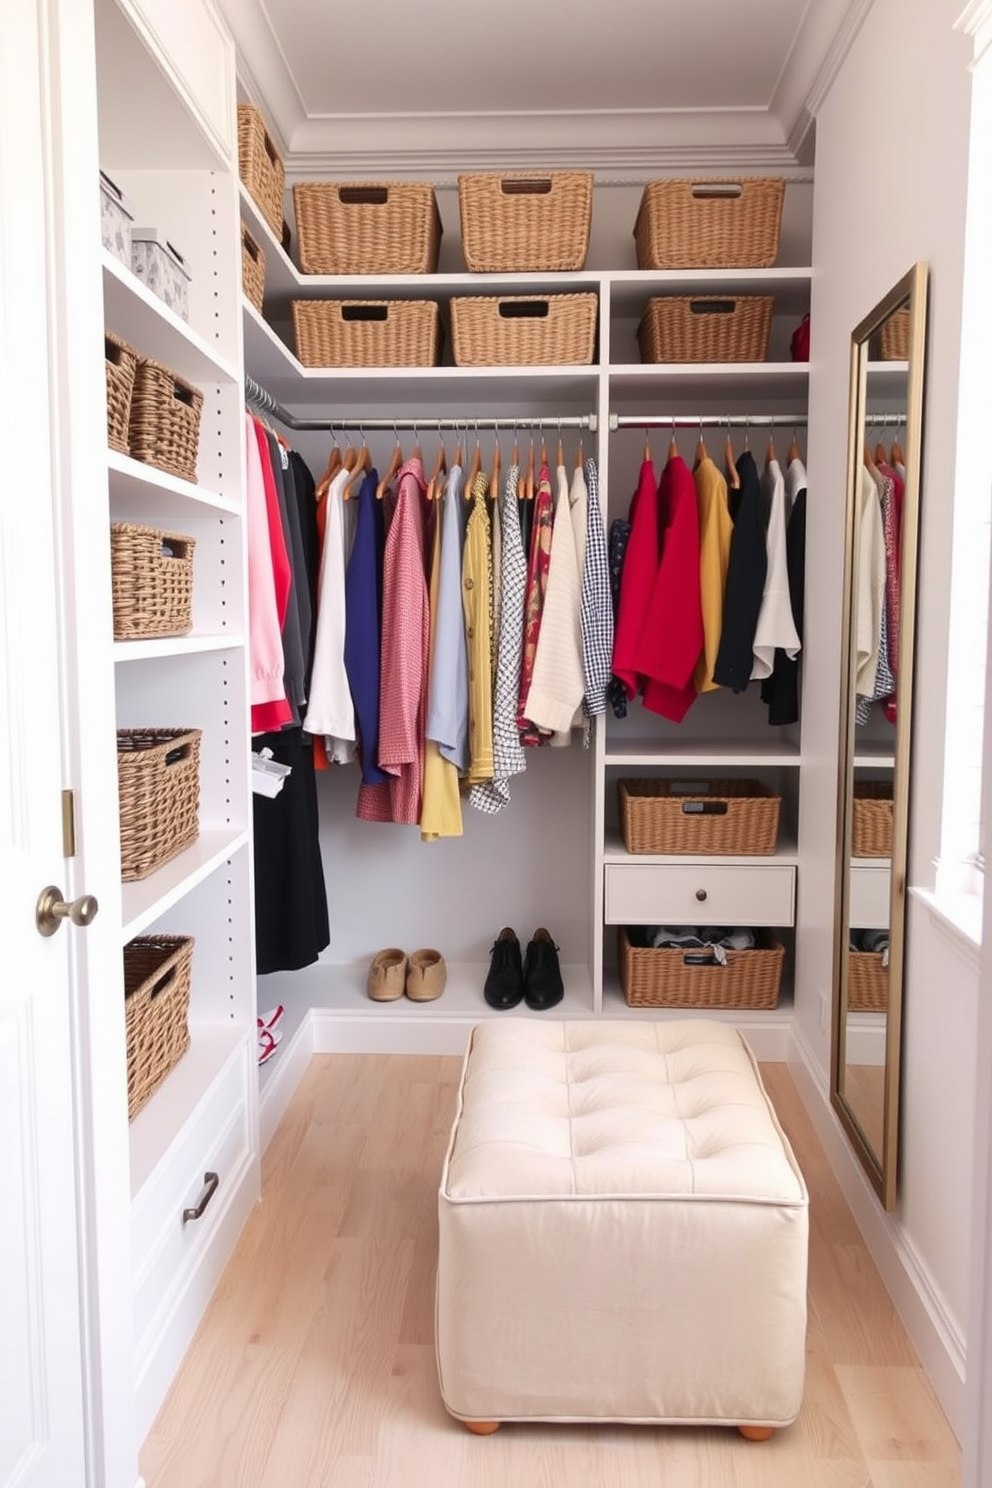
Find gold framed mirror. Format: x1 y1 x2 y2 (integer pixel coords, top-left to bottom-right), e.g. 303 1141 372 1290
831 262 928 1210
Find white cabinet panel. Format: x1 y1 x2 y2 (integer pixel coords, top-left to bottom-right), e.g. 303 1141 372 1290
605 864 796 926
850 864 891 928
123 0 235 162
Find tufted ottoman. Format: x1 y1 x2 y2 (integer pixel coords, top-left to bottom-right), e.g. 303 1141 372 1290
436 1019 808 1437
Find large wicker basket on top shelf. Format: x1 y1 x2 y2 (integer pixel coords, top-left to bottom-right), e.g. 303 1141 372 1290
618 778 781 856
237 103 285 240
634 177 785 269
117 727 201 881
618 926 784 1009
852 780 894 857
292 181 442 275
457 170 593 272
124 933 194 1120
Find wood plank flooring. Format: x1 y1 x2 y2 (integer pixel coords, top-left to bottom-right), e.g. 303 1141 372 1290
140 1054 961 1488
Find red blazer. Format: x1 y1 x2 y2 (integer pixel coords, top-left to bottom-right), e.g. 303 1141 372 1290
610 459 659 699
634 455 704 723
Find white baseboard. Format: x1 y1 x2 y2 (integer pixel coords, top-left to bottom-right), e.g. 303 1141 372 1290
789 1023 966 1440
259 1010 316 1150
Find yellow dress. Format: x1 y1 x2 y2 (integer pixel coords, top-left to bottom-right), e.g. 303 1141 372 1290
420 481 464 841
693 456 733 693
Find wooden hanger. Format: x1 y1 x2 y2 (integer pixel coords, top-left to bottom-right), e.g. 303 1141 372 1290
540 434 549 469
891 437 904 467
343 439 370 501
465 428 482 496
575 434 585 472
766 431 777 464
788 428 802 463
557 423 565 470
667 421 678 461
524 434 536 499
489 429 501 498
863 439 878 475
874 439 888 466
427 429 446 502
724 426 740 489
695 422 708 465
316 436 342 499
376 429 404 500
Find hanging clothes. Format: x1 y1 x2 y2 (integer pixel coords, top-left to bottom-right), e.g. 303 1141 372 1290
357 457 429 824
635 453 704 724
245 412 292 733
610 458 659 702
751 455 801 681
854 461 889 714
425 461 469 773
517 463 555 745
421 473 464 841
259 424 307 722
462 469 495 785
606 515 633 718
303 463 357 763
526 461 585 735
253 726 330 974
692 454 733 694
712 449 767 692
761 456 807 726
580 455 613 720
342 467 388 784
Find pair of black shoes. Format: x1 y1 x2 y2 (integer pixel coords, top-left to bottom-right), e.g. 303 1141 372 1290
484 926 564 1011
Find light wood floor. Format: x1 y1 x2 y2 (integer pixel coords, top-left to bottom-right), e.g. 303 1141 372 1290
140 1054 961 1488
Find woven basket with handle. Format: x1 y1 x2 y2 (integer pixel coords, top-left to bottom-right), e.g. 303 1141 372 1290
124 934 194 1120
241 221 265 311
292 299 441 367
450 294 597 366
105 330 137 454
237 104 285 240
638 295 773 363
457 171 593 272
293 181 441 275
618 926 784 1009
618 778 781 856
128 358 203 484
852 781 893 857
634 177 785 269
117 727 201 881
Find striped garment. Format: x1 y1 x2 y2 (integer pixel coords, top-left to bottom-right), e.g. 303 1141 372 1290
469 465 527 815
580 455 613 719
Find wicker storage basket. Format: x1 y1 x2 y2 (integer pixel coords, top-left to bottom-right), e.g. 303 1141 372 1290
292 299 441 368
457 171 593 272
637 295 773 364
292 181 441 275
450 293 597 366
110 523 195 641
117 727 201 881
848 948 888 1012
237 103 285 240
105 330 138 455
128 358 203 484
852 781 894 857
634 177 785 270
241 221 266 311
124 934 194 1120
618 926 784 1010
618 778 781 856
878 307 910 361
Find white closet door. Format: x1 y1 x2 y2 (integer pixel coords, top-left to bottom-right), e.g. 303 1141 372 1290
0 2 86 1485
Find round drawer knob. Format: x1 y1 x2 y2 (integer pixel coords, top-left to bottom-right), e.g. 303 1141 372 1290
695 888 708 902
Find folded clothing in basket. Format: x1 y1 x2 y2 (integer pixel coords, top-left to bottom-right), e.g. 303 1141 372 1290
627 925 757 965
850 927 889 964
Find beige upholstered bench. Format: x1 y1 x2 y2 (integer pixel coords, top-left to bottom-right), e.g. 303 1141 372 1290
436 1019 808 1438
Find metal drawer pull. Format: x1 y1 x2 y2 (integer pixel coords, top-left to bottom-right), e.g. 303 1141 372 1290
182 1171 219 1225
695 889 708 902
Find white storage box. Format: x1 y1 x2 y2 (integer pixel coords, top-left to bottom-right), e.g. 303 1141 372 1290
100 170 134 268
131 228 192 322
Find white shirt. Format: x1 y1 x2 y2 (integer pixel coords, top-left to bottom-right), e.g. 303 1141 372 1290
751 456 801 681
302 466 356 763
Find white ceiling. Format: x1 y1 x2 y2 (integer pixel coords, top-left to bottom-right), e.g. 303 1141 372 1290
218 0 872 178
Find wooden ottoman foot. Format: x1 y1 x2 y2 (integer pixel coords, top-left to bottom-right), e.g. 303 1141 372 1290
464 1420 501 1436
738 1424 775 1442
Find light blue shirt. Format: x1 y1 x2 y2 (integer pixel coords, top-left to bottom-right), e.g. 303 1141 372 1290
426 463 469 772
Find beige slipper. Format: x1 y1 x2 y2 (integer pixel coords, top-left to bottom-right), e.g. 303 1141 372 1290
405 948 446 1002
368 948 407 1002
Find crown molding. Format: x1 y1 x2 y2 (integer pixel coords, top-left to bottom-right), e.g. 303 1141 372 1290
214 0 304 154
798 0 876 120
769 0 865 153
956 0 992 66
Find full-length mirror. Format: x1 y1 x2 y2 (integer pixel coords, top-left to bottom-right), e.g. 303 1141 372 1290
831 263 928 1210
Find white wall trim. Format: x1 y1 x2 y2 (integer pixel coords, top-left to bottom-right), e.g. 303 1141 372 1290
777 0 875 149
910 884 983 968
789 1023 966 1440
799 0 876 119
214 0 303 153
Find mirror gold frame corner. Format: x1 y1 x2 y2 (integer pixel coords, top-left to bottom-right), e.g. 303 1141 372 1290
830 260 929 1211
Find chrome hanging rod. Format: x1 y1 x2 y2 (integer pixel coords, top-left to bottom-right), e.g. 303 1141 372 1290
609 413 809 431
244 374 597 432
864 411 908 426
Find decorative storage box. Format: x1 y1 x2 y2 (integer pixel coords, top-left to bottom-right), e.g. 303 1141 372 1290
124 934 194 1120
848 948 888 1012
450 293 597 366
241 221 265 311
457 170 594 272
237 102 285 240
99 170 134 267
617 778 781 856
110 522 195 640
117 727 202 882
292 299 441 368
128 358 203 483
618 926 784 1009
292 181 442 275
634 177 785 269
104 330 137 455
637 295 774 364
131 228 192 321
852 780 894 857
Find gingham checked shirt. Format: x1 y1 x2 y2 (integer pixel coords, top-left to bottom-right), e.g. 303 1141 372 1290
469 465 527 814
580 456 613 718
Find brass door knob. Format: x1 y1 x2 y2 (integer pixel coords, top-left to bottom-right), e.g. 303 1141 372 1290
36 885 100 938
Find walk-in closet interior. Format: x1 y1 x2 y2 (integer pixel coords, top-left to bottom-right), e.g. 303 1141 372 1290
5 0 992 1484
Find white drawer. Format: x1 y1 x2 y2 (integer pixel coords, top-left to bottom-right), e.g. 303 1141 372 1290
605 863 795 926
132 1048 250 1348
849 865 891 928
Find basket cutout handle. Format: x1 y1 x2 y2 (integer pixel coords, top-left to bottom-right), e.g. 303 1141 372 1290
500 178 553 196
105 335 126 366
683 950 720 966
689 299 736 316
681 800 729 815
263 130 279 168
665 780 711 796
172 380 196 407
690 182 744 200
338 185 389 206
341 304 389 322
164 742 193 766
159 537 191 562
498 300 549 320
242 230 260 263
147 964 177 999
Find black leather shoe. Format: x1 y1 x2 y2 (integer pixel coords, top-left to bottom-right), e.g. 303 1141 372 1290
484 927 524 1010
523 928 564 1010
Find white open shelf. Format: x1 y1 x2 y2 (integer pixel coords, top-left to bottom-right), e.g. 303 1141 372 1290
121 828 249 941
107 449 239 517
103 250 239 386
113 634 246 663
604 738 802 766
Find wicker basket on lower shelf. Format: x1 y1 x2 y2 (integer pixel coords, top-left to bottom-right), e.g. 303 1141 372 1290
637 295 773 364
124 934 194 1120
292 299 441 367
128 358 203 484
450 293 597 366
848 948 888 1012
105 330 137 454
618 926 784 1010
852 781 894 857
618 778 781 856
117 727 201 882
110 523 195 640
